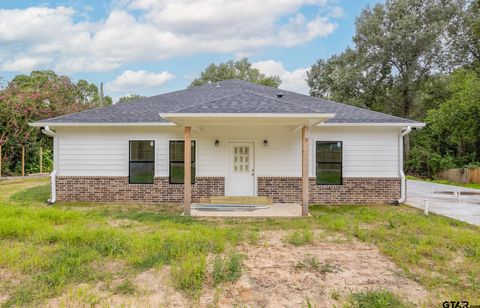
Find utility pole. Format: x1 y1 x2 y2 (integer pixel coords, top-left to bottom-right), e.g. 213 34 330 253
40 147 43 173
99 82 104 107
22 145 25 177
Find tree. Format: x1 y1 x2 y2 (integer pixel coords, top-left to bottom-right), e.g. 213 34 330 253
309 0 459 118
307 48 391 112
0 70 101 174
117 94 146 104
407 69 480 175
448 0 480 68
307 0 460 155
189 58 281 88
76 80 112 106
427 69 480 162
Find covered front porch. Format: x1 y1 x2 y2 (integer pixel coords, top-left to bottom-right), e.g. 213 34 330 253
159 113 335 217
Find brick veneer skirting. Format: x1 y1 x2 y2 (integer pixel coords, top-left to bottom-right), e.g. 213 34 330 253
56 176 224 203
257 177 401 204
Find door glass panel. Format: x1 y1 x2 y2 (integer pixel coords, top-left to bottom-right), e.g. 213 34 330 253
233 146 250 173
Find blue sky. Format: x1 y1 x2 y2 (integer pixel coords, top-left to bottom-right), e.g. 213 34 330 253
0 0 380 100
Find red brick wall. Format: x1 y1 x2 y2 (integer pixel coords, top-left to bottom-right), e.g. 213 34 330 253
257 177 401 204
56 176 399 204
56 176 224 203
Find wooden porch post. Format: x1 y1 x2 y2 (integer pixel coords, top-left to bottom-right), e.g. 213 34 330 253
184 126 192 216
302 125 309 216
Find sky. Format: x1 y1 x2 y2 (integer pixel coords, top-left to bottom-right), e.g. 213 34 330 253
0 0 380 100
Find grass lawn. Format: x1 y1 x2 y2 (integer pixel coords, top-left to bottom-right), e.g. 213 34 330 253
0 178 479 307
407 175 480 190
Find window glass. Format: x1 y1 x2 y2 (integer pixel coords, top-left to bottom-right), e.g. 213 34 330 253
129 141 154 184
316 141 342 185
233 146 250 173
169 141 195 184
129 162 154 184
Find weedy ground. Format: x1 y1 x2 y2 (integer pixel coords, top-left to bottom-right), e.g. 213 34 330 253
0 177 479 307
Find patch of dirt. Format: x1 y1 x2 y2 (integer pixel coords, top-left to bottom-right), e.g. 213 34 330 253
131 267 189 306
46 230 430 307
207 230 429 307
47 267 189 308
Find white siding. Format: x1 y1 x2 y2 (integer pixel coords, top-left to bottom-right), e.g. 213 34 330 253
56 127 182 176
193 126 301 177
310 127 400 177
55 126 401 178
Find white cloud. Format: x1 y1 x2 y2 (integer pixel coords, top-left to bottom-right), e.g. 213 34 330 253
2 56 51 72
0 1 340 73
0 6 78 43
253 60 309 94
106 70 175 92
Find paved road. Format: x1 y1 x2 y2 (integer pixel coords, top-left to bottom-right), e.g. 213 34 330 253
406 180 480 226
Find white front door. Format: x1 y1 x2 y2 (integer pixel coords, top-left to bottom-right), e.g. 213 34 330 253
226 142 255 196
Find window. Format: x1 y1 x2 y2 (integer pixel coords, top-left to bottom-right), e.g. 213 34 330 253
316 141 342 185
129 140 155 184
233 146 250 172
169 140 196 184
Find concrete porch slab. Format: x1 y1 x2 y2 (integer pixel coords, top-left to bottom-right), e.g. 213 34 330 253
190 203 304 217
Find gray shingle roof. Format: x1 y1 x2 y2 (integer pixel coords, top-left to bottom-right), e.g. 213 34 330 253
34 79 422 125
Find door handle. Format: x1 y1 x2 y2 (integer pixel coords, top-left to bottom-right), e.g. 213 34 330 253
251 169 255 176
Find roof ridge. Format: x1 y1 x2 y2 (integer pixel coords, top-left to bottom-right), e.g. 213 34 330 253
168 89 316 114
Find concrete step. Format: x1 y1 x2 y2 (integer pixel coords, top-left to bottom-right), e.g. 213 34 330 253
199 196 273 205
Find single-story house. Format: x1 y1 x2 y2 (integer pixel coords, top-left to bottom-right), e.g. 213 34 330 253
31 79 424 216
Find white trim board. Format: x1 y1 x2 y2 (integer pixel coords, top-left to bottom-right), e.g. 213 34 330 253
319 122 425 127
30 122 177 127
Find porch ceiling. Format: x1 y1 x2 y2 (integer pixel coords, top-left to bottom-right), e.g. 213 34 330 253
158 113 335 127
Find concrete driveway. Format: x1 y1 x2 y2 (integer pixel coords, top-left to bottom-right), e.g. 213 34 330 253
406 180 480 226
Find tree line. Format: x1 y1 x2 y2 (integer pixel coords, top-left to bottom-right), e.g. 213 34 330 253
0 71 112 175
306 0 480 176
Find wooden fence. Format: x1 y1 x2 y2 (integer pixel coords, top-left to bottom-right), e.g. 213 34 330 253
436 168 480 184
0 145 45 178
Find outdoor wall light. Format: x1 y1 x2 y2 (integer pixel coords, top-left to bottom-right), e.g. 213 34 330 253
214 140 219 147
263 139 268 147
